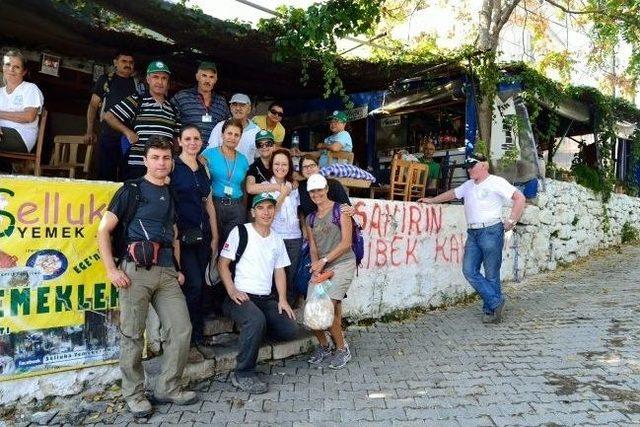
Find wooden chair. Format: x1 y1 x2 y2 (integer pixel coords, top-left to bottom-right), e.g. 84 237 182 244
0 109 47 175
327 151 354 165
389 158 414 201
407 162 428 201
41 135 94 179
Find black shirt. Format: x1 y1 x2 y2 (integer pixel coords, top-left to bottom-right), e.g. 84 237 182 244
170 157 212 236
108 179 175 266
93 73 139 138
247 159 271 184
298 178 351 217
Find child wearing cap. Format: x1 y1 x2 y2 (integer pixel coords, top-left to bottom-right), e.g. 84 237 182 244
317 110 353 168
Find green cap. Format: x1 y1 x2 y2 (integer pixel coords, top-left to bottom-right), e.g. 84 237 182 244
198 61 217 72
147 60 171 75
255 129 275 143
251 192 277 208
326 110 347 123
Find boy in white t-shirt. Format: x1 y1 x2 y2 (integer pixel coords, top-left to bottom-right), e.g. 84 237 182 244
218 192 299 394
419 153 526 324
0 51 44 154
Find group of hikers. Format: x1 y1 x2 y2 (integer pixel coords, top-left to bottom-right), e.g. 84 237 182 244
2 49 526 419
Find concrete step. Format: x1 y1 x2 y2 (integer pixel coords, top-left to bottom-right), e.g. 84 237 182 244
201 306 306 339
202 315 235 336
143 329 315 388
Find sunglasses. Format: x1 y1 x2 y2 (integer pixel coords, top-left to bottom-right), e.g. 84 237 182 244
269 109 284 117
257 141 274 149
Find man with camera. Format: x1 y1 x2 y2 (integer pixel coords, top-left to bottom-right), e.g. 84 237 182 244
97 136 196 418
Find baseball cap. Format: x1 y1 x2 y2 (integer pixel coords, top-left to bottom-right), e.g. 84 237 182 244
307 173 328 191
198 61 217 72
146 60 171 75
230 93 251 104
462 153 488 169
251 192 277 208
255 129 275 144
326 110 348 123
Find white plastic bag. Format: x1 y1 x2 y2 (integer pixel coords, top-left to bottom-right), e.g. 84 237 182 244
303 280 335 330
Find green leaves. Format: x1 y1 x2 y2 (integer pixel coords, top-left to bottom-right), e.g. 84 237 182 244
258 0 384 105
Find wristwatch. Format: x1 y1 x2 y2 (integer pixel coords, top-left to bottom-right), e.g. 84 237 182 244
321 256 329 264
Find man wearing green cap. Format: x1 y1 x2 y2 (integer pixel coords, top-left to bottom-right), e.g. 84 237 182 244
314 110 353 167
218 193 298 394
104 60 180 179
170 61 229 144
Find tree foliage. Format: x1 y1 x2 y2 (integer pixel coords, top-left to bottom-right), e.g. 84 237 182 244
257 0 384 105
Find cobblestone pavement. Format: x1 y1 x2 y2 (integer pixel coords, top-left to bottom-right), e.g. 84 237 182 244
10 245 640 426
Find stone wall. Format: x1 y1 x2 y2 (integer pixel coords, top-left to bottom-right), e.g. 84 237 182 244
343 179 640 320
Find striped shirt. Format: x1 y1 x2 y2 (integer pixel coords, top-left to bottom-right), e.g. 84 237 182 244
109 94 180 172
170 87 229 143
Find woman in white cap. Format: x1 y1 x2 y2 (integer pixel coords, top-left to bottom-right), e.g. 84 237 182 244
304 173 356 370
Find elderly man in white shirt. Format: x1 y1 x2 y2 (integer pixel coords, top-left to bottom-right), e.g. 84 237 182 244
419 153 526 324
207 93 259 161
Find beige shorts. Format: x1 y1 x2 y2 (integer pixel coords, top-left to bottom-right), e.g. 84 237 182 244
307 259 356 301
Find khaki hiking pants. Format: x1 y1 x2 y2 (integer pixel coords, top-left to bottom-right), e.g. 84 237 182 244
119 260 191 400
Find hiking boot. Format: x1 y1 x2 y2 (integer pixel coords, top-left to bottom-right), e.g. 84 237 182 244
126 395 153 418
188 346 204 363
328 345 351 369
481 313 496 324
494 300 506 323
230 373 268 394
308 344 333 364
152 390 198 405
196 343 216 360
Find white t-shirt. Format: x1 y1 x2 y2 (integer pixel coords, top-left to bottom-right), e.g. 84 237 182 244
207 119 260 161
220 223 290 295
0 81 44 151
454 175 516 225
268 178 302 240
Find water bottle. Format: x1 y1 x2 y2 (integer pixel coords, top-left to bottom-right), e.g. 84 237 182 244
291 131 300 171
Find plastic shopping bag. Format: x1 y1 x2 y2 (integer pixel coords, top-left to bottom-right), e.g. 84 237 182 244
303 273 335 330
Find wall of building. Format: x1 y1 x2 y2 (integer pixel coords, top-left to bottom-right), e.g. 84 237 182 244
343 179 640 320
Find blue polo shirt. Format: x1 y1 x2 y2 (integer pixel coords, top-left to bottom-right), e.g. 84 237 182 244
319 130 353 167
170 87 230 143
201 147 249 198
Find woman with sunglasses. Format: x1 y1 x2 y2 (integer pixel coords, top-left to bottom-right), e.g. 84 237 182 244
201 118 249 245
252 101 285 146
245 130 281 195
170 124 218 361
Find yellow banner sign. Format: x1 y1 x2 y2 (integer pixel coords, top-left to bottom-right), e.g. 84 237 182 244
0 175 121 379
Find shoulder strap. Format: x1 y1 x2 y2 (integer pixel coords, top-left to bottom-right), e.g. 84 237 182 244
236 224 249 261
308 211 317 228
331 202 342 228
121 178 143 228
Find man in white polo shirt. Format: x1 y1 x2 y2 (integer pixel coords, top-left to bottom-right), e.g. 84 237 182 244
419 153 525 323
218 192 298 394
206 93 260 161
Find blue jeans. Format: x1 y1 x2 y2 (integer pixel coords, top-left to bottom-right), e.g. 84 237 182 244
462 222 505 314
